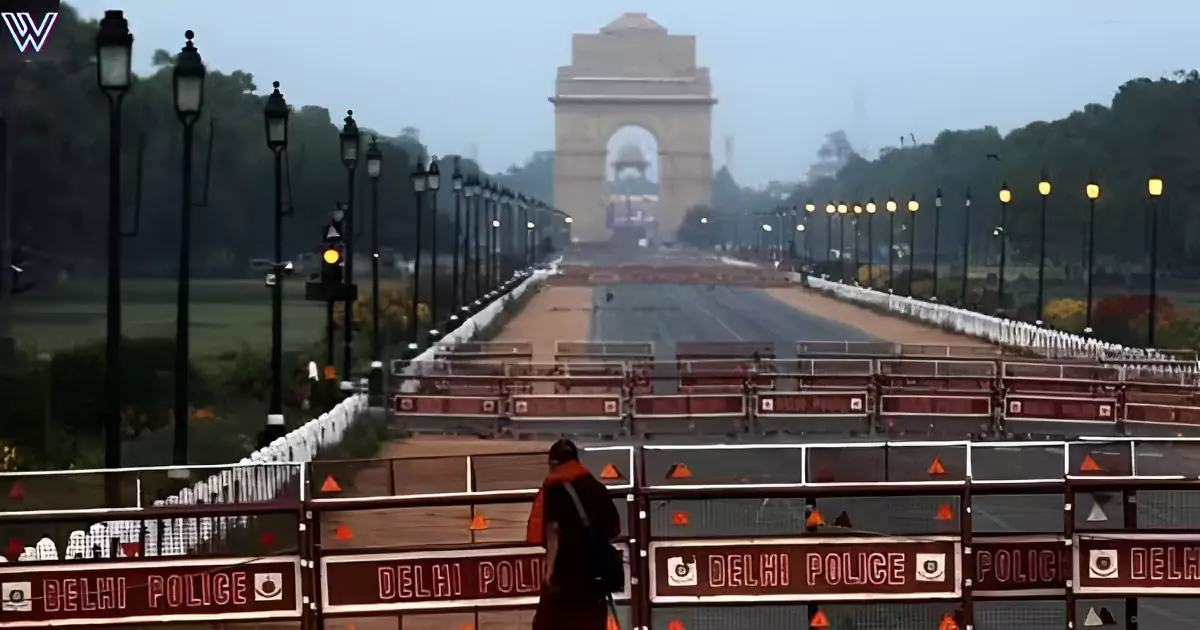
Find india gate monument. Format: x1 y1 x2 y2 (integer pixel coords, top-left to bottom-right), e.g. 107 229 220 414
551 13 716 242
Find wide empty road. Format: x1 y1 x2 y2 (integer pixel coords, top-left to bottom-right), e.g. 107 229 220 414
589 282 877 360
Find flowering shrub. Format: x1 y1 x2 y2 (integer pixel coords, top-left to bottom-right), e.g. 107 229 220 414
1094 295 1181 324
1044 298 1086 331
1 443 19 472
1092 295 1193 347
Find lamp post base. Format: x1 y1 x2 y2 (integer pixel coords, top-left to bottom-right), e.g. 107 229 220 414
368 360 385 409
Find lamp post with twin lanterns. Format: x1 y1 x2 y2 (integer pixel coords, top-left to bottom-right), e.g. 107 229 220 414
170 30 206 468
886 196 897 291
1148 176 1163 347
1084 178 1100 333
262 80 289 445
96 9 134 483
337 111 359 383
907 195 919 297
997 183 1012 311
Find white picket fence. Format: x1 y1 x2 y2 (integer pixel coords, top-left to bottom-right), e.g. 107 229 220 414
3 267 556 563
802 274 1193 367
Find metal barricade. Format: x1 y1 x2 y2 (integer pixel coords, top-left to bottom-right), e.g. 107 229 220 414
630 393 748 436
393 393 505 435
307 446 636 629
10 441 1200 629
508 394 625 436
877 359 997 393
755 390 872 435
1002 394 1120 437
1002 361 1121 396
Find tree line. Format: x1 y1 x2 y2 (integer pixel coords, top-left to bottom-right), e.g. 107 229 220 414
684 72 1200 278
4 4 554 288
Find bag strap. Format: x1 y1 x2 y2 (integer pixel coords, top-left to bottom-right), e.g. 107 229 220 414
561 482 591 527
563 483 621 629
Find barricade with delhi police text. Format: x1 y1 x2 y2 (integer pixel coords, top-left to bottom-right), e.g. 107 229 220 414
7 438 1200 629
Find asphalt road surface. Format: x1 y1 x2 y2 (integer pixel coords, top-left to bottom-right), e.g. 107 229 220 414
578 280 1200 629
588 282 877 361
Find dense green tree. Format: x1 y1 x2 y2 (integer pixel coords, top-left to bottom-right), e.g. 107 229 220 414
2 5 536 286
787 74 1200 274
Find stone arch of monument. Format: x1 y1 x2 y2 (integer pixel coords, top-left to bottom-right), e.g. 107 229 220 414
550 12 715 242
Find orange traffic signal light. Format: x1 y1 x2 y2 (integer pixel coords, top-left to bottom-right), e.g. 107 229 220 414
322 247 341 264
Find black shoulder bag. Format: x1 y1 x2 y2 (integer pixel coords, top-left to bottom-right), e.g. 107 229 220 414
562 482 625 594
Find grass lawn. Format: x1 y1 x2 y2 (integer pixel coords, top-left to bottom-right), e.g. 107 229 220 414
12 278 326 367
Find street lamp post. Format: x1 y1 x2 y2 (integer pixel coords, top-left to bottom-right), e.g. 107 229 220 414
520 195 531 267
796 223 807 262
960 189 972 306
426 158 441 340
473 178 484 300
364 137 383 405
479 181 491 296
530 216 540 265
463 174 477 308
328 203 345 368
824 204 835 268
1085 179 1100 334
836 202 848 282
1036 172 1051 323
337 111 359 383
170 31 206 468
486 183 496 291
852 204 863 280
998 183 1012 311
365 136 382 360
262 81 288 443
96 10 133 486
886 197 897 292
907 195 920 296
803 201 815 263
865 199 877 285
409 159 426 348
932 188 942 301
450 158 464 318
1148 176 1163 347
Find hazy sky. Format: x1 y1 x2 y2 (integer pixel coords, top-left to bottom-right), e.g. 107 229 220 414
68 0 1196 186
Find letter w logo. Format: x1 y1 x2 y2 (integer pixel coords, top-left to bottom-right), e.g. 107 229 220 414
2 12 58 53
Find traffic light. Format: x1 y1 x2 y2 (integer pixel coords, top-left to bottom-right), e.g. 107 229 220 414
321 245 343 284
306 242 356 303
9 247 34 295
